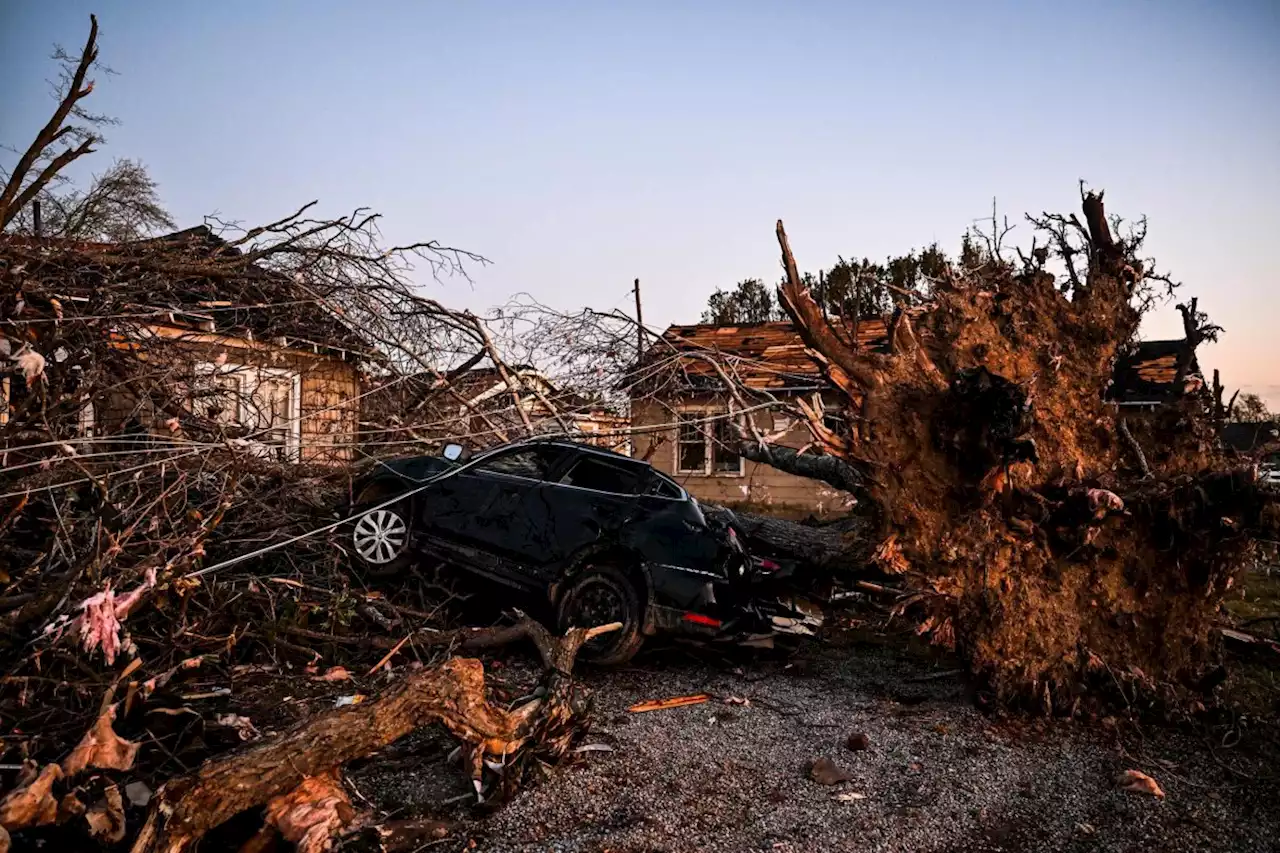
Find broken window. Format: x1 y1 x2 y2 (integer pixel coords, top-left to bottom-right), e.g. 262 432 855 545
677 415 707 473
645 472 684 499
710 419 742 474
477 447 563 480
559 456 643 494
191 362 300 460
676 412 743 475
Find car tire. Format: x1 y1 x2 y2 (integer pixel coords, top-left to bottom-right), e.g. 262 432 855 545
556 566 645 666
350 483 414 577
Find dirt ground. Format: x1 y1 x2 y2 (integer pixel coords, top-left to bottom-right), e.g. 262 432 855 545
332 629 1279 853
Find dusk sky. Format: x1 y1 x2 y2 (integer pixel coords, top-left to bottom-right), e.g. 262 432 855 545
2 1 1276 405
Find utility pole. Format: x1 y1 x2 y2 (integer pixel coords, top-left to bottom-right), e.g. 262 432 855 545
633 278 646 356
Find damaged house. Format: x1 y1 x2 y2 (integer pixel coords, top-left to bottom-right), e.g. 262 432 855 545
1 227 371 464
629 320 1210 516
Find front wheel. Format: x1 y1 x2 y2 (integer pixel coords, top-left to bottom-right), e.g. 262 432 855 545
350 488 414 576
556 567 645 666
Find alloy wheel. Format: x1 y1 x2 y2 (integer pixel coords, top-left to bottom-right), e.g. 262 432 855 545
352 509 408 565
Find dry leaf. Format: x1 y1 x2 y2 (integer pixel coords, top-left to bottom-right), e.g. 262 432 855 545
314 666 352 682
61 702 139 776
1116 769 1165 798
0 763 62 831
834 791 867 802
85 784 126 843
264 772 356 853
627 694 710 713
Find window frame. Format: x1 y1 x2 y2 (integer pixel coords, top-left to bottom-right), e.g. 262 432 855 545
555 452 647 496
193 361 302 462
673 408 745 477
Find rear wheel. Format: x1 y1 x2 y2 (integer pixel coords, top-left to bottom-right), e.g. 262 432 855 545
556 566 645 666
350 484 414 576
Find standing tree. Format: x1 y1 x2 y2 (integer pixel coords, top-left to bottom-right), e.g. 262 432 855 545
701 278 782 323
1233 392 1275 423
7 158 176 241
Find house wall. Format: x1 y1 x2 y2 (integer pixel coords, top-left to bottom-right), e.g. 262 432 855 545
96 327 360 464
630 394 851 517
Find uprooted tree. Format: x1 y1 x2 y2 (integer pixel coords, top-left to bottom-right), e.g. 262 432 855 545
709 195 1277 711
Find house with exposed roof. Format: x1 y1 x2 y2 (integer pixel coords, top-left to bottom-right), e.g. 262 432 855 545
1105 338 1204 409
627 320 1208 516
1 226 371 463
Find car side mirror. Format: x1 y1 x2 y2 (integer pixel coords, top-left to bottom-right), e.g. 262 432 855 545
442 442 469 462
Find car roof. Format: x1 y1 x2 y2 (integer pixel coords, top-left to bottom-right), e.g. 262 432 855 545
522 436 639 463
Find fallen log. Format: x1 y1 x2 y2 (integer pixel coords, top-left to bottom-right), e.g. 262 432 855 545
703 505 877 577
128 617 619 853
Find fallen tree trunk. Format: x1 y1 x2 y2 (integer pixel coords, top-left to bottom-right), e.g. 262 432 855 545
129 617 618 853
704 505 877 577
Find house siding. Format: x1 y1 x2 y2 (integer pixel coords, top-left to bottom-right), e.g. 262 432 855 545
630 395 852 517
94 327 360 464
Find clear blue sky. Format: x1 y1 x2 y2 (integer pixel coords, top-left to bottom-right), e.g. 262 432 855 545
2 1 1277 405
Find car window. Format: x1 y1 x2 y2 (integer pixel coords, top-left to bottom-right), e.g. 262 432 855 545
475 447 562 480
646 472 684 499
558 455 644 495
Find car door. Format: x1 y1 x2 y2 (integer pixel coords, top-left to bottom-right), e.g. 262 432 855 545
536 453 650 571
428 444 566 584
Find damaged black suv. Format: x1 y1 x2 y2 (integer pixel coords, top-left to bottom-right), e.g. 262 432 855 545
343 438 819 664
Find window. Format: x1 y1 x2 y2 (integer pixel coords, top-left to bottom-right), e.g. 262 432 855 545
193 362 301 461
476 446 562 480
559 455 643 494
676 412 743 476
677 416 707 473
645 472 684 499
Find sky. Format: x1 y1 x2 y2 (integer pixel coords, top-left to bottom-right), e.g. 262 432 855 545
2 1 1277 407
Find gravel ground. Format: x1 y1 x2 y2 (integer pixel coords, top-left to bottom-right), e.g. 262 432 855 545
350 637 1279 853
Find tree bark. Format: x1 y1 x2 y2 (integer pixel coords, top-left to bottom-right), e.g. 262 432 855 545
129 618 618 853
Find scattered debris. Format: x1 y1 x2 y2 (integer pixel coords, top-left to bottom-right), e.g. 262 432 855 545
334 694 366 708
125 781 154 808
85 784 127 844
263 772 356 853
61 703 139 775
844 732 870 751
1116 769 1165 799
314 666 353 682
834 791 867 802
0 764 61 832
808 757 852 786
213 714 260 741
627 694 711 713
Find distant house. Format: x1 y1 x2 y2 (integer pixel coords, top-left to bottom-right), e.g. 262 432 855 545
627 320 892 516
1 227 371 464
1105 339 1205 411
628 320 1207 516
